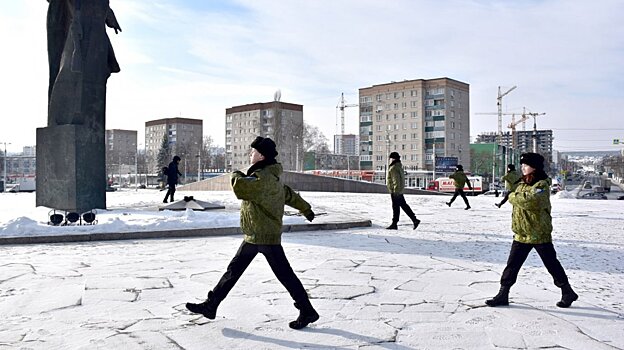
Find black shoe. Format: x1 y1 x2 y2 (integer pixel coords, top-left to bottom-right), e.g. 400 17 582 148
485 286 510 307
186 291 218 319
465 206 471 210
412 219 421 230
445 202 451 207
386 224 398 230
289 302 319 330
556 284 578 308
495 203 501 208
163 200 168 203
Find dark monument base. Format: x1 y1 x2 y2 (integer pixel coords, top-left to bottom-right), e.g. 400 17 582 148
36 125 106 212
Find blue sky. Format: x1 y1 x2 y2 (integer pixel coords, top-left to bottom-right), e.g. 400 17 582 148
1 0 623 153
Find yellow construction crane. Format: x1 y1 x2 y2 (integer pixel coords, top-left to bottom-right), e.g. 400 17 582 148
506 107 545 150
475 85 517 144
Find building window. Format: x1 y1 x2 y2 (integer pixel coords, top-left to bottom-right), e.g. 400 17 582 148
411 90 417 97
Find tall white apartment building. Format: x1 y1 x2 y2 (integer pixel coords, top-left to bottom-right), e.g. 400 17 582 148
359 78 470 171
225 102 303 171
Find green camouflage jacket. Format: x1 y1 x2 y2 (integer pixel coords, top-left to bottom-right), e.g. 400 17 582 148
508 178 553 244
386 161 405 194
501 170 521 191
449 170 470 189
231 163 312 245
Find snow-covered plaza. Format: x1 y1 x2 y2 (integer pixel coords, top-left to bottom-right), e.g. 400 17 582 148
1 189 623 349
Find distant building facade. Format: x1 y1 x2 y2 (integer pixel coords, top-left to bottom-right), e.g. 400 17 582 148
476 129 554 170
3 146 37 178
145 118 203 173
105 129 137 178
333 134 359 156
225 102 303 171
358 78 470 171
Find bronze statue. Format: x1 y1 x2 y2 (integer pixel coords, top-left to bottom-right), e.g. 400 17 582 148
46 0 121 128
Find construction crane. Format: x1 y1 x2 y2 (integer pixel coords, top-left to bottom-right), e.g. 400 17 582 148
506 107 546 150
474 85 516 144
496 85 517 144
335 92 358 154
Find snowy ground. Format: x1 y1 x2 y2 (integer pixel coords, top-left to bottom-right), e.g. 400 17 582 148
0 187 623 349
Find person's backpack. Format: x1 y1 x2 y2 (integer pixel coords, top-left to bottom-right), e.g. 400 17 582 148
162 166 169 177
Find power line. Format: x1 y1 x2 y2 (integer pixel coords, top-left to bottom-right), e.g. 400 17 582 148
551 128 624 131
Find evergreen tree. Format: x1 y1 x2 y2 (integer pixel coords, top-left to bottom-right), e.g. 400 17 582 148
157 135 170 173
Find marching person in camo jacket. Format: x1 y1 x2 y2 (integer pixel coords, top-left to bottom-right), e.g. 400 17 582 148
486 152 578 308
186 136 319 330
446 164 472 210
496 164 521 208
386 152 420 230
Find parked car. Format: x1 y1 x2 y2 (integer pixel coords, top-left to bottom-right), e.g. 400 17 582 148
579 192 607 200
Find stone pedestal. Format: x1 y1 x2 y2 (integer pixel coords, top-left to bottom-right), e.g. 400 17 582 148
36 125 106 212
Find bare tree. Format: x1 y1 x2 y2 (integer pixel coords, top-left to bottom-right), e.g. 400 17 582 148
303 122 330 153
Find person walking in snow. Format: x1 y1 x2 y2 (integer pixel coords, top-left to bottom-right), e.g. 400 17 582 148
185 136 319 330
446 164 472 210
163 155 182 203
386 152 420 230
496 164 521 208
485 152 578 308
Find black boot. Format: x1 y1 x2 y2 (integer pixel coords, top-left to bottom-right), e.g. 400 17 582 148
445 202 452 207
412 218 421 230
186 291 219 319
386 223 398 230
485 285 510 307
556 284 578 308
289 301 319 330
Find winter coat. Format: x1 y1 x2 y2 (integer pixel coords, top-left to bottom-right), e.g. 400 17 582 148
386 161 405 194
449 170 471 189
231 162 312 245
167 161 182 185
508 178 553 244
501 170 521 191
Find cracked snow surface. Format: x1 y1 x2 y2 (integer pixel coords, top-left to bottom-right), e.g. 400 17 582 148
0 191 623 349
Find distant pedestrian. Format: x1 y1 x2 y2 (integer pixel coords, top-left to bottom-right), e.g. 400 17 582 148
163 155 182 203
496 164 521 208
486 152 578 308
186 136 319 330
385 152 420 230
446 165 472 210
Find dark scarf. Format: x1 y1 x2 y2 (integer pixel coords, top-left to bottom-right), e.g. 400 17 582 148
246 158 277 176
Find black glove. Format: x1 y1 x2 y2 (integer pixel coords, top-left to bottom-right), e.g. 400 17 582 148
302 209 315 222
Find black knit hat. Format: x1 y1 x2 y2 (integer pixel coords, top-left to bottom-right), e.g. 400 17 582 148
173 155 181 162
389 152 400 160
456 164 463 171
520 152 544 170
250 136 278 159
507 164 516 171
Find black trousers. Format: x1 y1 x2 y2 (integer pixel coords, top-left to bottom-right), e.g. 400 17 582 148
164 183 176 202
211 241 309 305
498 191 511 206
390 193 416 224
500 241 569 288
449 188 470 206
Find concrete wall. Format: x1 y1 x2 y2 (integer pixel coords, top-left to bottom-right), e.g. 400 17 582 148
180 171 446 195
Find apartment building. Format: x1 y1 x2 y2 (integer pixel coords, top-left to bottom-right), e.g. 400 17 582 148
225 102 303 171
333 134 359 156
105 129 138 177
476 130 553 155
359 78 470 171
145 118 203 173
